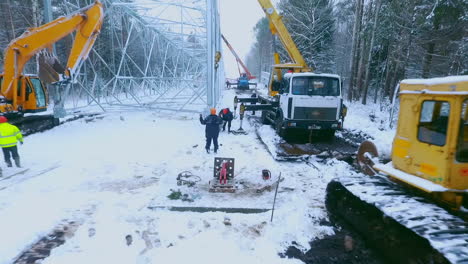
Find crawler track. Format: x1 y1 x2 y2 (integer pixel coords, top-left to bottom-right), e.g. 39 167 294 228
11 112 103 136
326 176 468 264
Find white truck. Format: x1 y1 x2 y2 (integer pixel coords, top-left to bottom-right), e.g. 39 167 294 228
234 0 347 139
235 72 346 138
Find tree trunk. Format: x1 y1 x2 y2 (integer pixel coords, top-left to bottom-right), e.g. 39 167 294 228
31 0 41 72
422 42 435 78
347 0 364 101
356 22 370 100
362 0 381 105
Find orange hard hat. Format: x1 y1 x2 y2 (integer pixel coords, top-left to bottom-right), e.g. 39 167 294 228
210 108 216 115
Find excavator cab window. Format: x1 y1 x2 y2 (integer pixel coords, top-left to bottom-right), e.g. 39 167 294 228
30 78 46 108
456 99 468 162
417 100 450 146
25 81 32 101
17 79 22 97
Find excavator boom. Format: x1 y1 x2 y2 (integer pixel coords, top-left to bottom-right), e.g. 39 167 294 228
1 1 104 111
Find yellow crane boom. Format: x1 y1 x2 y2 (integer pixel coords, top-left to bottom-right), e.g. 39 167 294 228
257 0 311 72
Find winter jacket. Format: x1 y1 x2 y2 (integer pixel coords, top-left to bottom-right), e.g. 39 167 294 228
219 109 233 121
200 114 223 137
0 123 23 148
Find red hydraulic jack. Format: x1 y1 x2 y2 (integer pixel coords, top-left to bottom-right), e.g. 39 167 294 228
209 157 237 193
219 162 228 184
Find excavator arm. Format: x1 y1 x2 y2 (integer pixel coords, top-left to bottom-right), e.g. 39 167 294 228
1 0 104 110
257 0 310 72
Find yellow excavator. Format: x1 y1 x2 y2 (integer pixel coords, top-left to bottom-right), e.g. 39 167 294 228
0 0 103 131
327 76 468 263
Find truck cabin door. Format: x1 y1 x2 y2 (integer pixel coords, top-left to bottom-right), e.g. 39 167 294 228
278 77 290 118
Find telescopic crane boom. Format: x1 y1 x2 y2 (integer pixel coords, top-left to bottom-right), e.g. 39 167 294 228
257 0 311 72
221 34 255 80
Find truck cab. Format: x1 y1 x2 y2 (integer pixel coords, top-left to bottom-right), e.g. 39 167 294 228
237 74 250 90
269 72 345 137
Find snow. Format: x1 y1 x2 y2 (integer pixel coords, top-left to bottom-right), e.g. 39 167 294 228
0 88 355 264
401 75 468 85
6 82 455 263
400 90 468 95
285 72 341 79
340 100 396 159
373 162 449 192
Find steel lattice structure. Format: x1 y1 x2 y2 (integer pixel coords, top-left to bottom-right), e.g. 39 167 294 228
54 0 223 115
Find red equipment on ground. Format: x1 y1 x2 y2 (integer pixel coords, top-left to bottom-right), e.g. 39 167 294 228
209 157 236 193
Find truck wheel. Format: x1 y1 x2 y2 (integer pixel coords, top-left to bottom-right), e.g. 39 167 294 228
261 111 269 124
323 129 335 140
275 116 286 138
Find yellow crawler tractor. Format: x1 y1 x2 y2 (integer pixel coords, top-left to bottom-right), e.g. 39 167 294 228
359 76 468 209
326 76 468 264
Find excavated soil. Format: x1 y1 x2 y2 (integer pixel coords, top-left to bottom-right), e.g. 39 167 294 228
281 219 385 264
14 221 81 264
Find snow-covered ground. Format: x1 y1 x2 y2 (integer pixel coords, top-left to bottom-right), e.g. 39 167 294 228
0 88 396 264
341 100 396 159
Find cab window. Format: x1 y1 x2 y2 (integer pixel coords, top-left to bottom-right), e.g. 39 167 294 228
279 78 289 93
30 78 46 107
17 79 22 96
417 100 450 146
456 100 468 162
291 77 340 96
25 82 32 101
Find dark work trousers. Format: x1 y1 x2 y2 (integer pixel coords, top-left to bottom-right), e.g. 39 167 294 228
205 134 219 151
222 120 232 132
2 146 19 166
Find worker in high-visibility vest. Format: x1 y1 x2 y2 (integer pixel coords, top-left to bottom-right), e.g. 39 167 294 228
0 116 23 167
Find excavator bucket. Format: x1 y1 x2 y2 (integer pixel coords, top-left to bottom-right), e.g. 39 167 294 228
38 51 65 84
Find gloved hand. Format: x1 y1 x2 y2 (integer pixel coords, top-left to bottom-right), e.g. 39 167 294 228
20 141 24 145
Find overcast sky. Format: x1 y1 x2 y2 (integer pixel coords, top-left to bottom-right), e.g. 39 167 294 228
219 0 279 79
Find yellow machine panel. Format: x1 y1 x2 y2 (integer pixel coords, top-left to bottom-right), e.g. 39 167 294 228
390 76 468 208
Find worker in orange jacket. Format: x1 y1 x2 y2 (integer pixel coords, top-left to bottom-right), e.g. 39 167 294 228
0 116 24 167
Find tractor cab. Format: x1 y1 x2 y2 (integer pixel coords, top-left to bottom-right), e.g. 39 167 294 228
392 76 468 207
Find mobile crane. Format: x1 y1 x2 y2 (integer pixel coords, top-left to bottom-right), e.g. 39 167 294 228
0 1 104 131
327 76 468 263
221 34 256 90
234 0 346 139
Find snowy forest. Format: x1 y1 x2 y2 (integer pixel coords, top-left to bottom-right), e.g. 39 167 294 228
245 0 468 104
